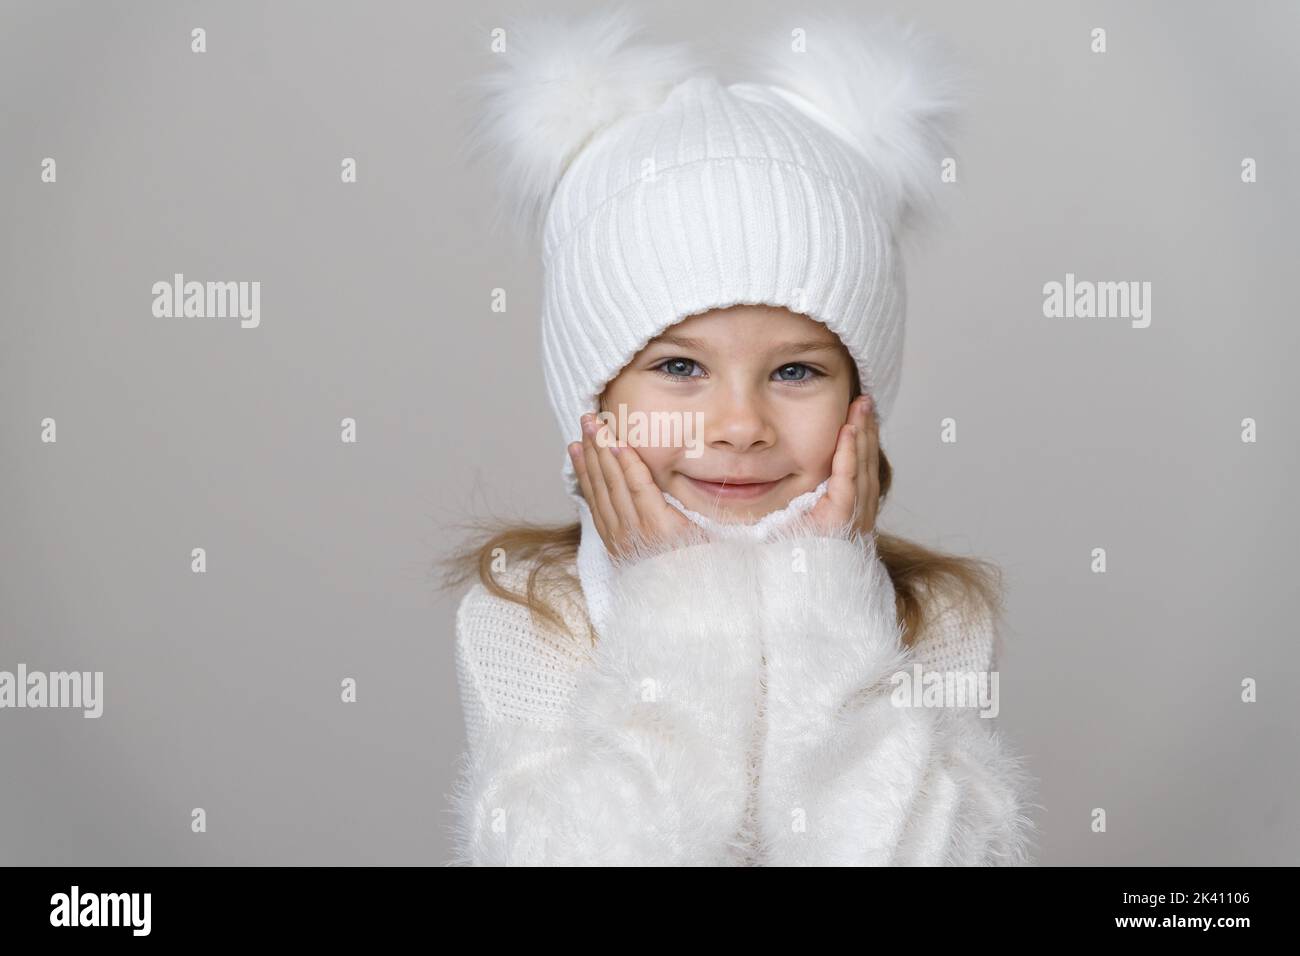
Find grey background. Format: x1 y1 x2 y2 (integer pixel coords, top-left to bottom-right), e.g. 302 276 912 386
1 0 1296 865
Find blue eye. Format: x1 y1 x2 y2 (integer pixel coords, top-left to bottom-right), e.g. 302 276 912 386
653 358 702 380
773 363 822 385
651 359 824 385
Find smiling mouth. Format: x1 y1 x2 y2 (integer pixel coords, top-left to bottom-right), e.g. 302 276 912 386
681 475 786 501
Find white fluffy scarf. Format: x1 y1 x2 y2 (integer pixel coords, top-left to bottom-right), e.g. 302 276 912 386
575 478 831 639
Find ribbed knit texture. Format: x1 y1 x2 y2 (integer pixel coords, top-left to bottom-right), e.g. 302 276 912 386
541 74 906 503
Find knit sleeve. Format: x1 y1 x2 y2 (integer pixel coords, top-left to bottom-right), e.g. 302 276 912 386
908 577 1000 676
445 538 765 865
749 521 1038 866
452 576 590 764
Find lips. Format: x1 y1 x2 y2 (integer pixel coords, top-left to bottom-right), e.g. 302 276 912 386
689 476 775 485
681 474 786 501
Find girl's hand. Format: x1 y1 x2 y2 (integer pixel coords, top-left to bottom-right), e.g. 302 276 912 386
569 413 695 562
806 394 881 537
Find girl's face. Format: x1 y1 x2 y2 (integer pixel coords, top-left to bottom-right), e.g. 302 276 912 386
599 304 857 522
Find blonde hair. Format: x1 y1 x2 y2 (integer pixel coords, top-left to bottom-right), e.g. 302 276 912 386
438 370 1004 649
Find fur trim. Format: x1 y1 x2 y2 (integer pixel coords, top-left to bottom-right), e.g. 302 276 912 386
735 12 972 237
460 1 705 240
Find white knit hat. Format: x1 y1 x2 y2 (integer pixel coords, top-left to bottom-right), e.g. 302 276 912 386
464 5 968 507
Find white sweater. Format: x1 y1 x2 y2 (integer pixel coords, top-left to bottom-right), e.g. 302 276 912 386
446 520 1037 865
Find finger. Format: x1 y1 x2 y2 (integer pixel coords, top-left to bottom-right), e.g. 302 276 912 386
570 439 608 541
616 444 688 529
595 421 639 533
854 398 870 530
827 422 858 521
582 416 619 536
861 396 880 529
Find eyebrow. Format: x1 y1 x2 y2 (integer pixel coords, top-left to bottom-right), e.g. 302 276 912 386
650 333 840 356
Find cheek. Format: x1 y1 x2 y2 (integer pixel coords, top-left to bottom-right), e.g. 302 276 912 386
626 442 677 487
602 382 691 475
780 405 845 475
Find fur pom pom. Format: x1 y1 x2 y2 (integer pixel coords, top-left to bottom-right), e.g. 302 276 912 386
461 3 704 240
737 14 972 236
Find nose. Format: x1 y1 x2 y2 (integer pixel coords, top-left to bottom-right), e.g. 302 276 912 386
703 386 775 453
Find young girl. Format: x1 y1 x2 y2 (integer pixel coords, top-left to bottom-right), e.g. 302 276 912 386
443 6 1037 865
